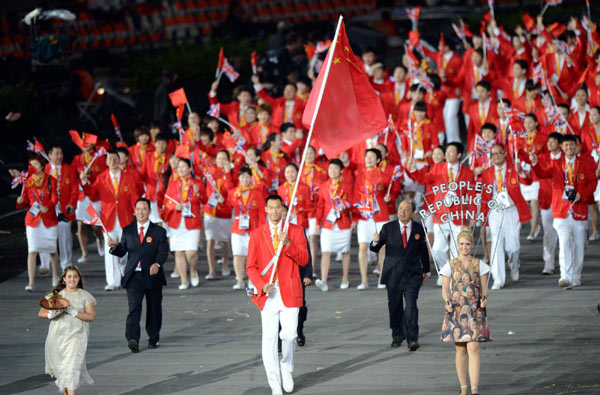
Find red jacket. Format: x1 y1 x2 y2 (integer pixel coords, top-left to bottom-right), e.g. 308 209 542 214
128 142 155 172
278 181 311 229
480 163 532 222
467 100 498 146
82 169 140 232
45 163 78 221
353 167 391 222
208 94 253 128
533 155 597 220
140 151 169 202
581 124 600 156
202 166 234 219
249 123 278 148
162 176 207 229
246 222 309 310
256 88 306 130
568 108 591 136
536 152 562 210
71 151 107 201
17 174 59 227
261 149 287 187
228 186 265 234
316 177 354 230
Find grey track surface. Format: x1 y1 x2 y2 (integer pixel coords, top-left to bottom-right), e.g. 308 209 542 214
1 227 599 395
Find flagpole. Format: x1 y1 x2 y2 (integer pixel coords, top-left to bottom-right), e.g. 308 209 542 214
266 15 344 285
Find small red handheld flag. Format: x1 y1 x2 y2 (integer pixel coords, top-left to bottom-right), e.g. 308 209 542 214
169 88 188 108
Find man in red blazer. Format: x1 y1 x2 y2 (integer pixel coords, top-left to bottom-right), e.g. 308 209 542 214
481 144 532 289
246 194 309 395
467 81 498 148
81 150 141 291
253 75 306 131
531 134 597 288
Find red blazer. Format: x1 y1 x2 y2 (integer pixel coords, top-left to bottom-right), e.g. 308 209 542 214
122 164 144 197
516 129 549 182
208 95 254 128
71 151 107 201
278 181 311 228
202 166 234 218
581 124 600 155
17 174 59 227
500 77 526 104
513 96 546 124
568 108 591 136
533 156 597 219
316 177 354 230
380 160 402 215
441 52 464 99
541 52 577 104
353 167 391 222
256 89 306 130
399 119 439 160
140 152 169 202
467 100 498 146
246 222 309 310
480 163 532 222
249 123 278 148
281 137 305 163
228 186 265 234
261 149 287 186
128 142 155 171
300 163 327 217
45 163 78 221
536 152 562 210
409 162 476 226
82 170 140 232
162 176 207 229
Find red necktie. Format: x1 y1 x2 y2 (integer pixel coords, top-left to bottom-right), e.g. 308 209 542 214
402 225 407 248
139 226 144 244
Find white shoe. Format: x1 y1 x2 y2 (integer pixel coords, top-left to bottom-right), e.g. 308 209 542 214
232 283 243 290
271 389 283 395
190 276 200 287
222 269 231 277
178 283 190 290
25 285 34 292
526 234 535 241
377 283 386 289
315 278 323 288
542 269 553 275
436 276 443 287
558 278 569 288
39 267 49 276
340 282 349 289
491 283 502 290
215 243 223 250
480 258 489 265
170 272 180 278
321 283 329 292
281 368 294 393
357 283 369 290
105 285 115 291
572 280 581 287
510 270 519 282
335 252 343 262
52 281 58 287
205 274 216 280
373 268 381 275
77 256 88 263
98 248 105 257
589 234 600 241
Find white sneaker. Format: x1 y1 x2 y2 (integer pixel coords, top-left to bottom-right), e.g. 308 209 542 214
339 282 349 289
98 248 105 257
558 278 569 288
178 283 190 290
335 252 343 262
217 258 224 265
281 368 294 393
105 285 115 291
25 285 34 292
357 283 369 290
377 283 386 289
373 268 381 275
190 276 200 287
436 276 443 287
491 283 502 290
52 280 58 287
232 283 243 290
321 283 329 292
77 256 88 263
526 234 535 241
170 272 180 278
222 269 231 277
589 234 600 241
510 270 519 282
572 280 582 287
315 278 323 288
541 269 553 275
205 274 216 280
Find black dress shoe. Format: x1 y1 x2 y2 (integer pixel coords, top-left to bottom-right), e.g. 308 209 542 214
128 339 139 353
391 336 403 347
278 338 282 353
148 340 159 349
297 333 306 347
408 341 420 352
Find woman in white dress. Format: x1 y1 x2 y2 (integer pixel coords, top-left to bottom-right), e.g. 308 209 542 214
39 266 96 395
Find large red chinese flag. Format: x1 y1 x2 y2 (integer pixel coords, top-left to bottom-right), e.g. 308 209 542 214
302 19 387 159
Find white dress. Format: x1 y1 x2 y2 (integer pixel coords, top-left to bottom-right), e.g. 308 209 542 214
45 289 96 392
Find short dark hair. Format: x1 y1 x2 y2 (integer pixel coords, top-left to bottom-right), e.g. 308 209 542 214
481 123 497 134
48 145 63 154
154 133 169 143
115 147 129 156
525 79 540 91
500 98 511 107
547 132 563 144
514 59 528 70
525 113 539 124
414 101 428 112
265 194 283 205
476 80 491 92
280 122 295 134
284 162 298 172
199 127 214 141
238 166 252 177
447 142 464 157
135 197 151 209
365 148 382 163
561 134 577 144
328 158 344 171
106 149 119 157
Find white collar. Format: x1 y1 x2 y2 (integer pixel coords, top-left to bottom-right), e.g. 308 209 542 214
137 221 149 231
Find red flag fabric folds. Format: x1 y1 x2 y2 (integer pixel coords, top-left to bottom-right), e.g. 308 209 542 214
302 20 387 158
169 88 188 108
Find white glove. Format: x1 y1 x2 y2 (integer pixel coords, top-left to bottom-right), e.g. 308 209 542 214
65 306 78 318
47 310 62 320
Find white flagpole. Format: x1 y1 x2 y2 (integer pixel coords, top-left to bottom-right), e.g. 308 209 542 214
266 15 344 285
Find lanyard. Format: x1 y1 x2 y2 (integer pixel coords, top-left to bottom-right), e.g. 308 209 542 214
31 176 46 204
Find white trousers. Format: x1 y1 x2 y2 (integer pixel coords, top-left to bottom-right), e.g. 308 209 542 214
103 218 125 288
553 216 586 284
260 284 298 393
443 98 462 143
432 221 462 272
541 208 558 272
489 207 521 287
40 221 73 270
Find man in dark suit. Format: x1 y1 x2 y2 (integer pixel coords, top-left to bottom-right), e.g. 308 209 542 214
107 197 169 353
370 199 430 351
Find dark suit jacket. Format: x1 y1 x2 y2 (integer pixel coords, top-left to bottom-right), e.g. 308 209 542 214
110 221 170 289
369 220 430 286
299 236 313 280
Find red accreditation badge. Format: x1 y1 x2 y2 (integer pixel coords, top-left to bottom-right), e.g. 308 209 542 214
415 234 420 240
146 236 152 243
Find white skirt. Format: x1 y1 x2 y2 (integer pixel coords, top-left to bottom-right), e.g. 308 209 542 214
357 219 386 244
520 181 540 201
168 221 200 251
308 217 320 236
75 197 101 222
27 224 58 253
149 200 162 224
321 225 352 253
424 214 434 232
231 232 250 256
593 182 600 201
203 215 232 242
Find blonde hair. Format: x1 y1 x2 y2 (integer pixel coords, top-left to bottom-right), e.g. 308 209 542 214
457 226 474 244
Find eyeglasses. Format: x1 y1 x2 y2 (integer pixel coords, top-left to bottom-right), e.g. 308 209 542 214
490 152 505 157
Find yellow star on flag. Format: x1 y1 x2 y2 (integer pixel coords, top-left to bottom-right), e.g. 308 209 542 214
333 58 341 64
